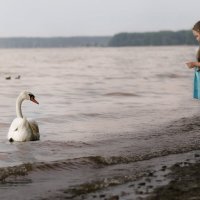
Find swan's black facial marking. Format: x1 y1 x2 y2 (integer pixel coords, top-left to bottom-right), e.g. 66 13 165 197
28 93 39 104
28 94 35 100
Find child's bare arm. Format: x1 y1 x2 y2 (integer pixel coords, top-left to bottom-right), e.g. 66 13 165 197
186 62 200 68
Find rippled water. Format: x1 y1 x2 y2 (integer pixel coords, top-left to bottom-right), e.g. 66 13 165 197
0 46 199 199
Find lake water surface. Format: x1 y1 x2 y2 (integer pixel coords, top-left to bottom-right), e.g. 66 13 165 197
0 46 199 199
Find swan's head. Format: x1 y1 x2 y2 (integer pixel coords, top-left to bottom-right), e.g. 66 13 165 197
19 91 39 104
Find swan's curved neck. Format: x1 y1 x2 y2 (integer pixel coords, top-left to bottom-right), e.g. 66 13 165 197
16 96 24 118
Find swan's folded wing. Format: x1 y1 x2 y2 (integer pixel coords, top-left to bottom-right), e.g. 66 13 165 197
29 119 40 140
8 118 24 140
9 118 23 132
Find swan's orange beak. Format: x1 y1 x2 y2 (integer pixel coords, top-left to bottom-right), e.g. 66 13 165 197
31 98 39 104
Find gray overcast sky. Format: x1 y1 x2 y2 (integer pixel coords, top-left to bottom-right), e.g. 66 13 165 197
0 0 199 37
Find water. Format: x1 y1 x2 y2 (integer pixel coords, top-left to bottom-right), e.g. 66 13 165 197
0 46 199 199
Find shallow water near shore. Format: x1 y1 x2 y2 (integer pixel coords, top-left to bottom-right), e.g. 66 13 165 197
0 46 200 199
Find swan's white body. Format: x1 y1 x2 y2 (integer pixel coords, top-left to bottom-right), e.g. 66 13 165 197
8 91 40 142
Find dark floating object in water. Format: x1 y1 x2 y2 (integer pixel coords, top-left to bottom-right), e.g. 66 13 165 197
5 76 11 80
15 75 21 79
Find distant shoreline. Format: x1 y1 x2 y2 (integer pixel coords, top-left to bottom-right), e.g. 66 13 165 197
0 30 197 48
0 36 111 48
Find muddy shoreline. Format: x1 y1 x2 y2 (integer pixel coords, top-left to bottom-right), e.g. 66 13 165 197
146 154 200 200
44 151 200 200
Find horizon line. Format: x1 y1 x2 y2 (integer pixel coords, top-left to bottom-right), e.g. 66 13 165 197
0 29 192 38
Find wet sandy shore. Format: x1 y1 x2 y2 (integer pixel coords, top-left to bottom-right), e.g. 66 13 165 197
44 150 200 200
146 158 200 200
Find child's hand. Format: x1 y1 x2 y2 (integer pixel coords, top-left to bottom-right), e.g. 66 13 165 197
186 62 196 68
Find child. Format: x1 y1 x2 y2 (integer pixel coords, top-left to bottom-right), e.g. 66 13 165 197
186 21 200 99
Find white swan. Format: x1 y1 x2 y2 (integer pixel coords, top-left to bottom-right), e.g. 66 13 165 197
8 91 40 142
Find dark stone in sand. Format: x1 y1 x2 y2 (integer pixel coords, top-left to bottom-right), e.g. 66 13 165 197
99 194 106 198
120 191 129 196
128 184 134 187
145 178 151 182
147 172 154 177
155 179 162 183
136 191 144 195
161 165 167 171
173 163 180 167
108 195 119 200
138 182 146 186
194 154 200 158
183 162 190 166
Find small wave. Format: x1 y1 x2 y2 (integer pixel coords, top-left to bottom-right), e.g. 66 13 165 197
104 76 134 80
156 73 187 79
0 163 33 182
0 156 155 182
104 92 139 97
80 113 102 118
0 148 199 185
61 175 136 199
79 112 119 119
0 147 193 183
